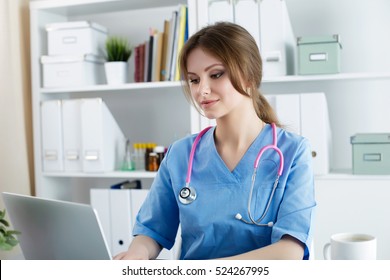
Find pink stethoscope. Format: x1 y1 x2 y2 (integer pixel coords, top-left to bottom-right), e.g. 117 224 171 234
178 123 284 227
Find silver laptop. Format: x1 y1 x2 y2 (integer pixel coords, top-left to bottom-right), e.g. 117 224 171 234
2 192 112 260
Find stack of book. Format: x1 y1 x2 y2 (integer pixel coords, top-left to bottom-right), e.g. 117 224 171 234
134 4 188 82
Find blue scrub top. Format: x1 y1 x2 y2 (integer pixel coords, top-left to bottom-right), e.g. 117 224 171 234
133 123 316 260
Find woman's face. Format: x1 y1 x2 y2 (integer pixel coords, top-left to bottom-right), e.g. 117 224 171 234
186 48 249 120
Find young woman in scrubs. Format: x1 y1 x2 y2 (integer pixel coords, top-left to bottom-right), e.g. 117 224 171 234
115 22 316 260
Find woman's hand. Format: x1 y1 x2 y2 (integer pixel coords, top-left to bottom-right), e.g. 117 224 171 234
113 235 162 260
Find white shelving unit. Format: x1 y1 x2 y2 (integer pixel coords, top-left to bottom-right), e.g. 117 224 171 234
30 0 200 202
30 0 390 201
30 0 390 259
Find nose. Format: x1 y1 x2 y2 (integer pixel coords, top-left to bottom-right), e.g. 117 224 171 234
198 80 211 96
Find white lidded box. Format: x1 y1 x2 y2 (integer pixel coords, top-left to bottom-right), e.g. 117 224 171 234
46 21 107 56
41 54 105 88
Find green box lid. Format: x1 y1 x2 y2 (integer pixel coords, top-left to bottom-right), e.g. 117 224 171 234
297 34 341 46
351 133 390 144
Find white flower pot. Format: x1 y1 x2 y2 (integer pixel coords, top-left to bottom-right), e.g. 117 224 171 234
104 61 128 84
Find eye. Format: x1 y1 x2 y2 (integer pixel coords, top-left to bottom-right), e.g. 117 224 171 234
211 71 224 79
188 78 199 84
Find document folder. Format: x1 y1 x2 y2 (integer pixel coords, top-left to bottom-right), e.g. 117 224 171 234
265 94 301 134
258 0 296 76
266 92 331 175
208 0 234 24
81 98 126 172
300 93 331 175
206 0 296 77
91 189 141 256
40 100 64 172
62 99 82 171
234 0 261 47
90 188 180 259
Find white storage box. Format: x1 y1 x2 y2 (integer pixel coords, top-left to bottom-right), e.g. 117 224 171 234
41 54 105 88
46 21 107 56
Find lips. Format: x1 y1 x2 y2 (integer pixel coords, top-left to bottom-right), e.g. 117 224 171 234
200 99 219 109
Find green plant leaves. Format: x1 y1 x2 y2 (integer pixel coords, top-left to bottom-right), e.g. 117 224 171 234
105 36 132 62
0 209 20 251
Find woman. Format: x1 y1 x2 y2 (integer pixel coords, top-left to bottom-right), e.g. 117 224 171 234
115 22 316 260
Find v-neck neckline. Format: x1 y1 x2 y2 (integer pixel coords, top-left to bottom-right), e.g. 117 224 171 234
209 123 271 180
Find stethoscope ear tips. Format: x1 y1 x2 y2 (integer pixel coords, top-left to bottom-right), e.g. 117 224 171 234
235 213 274 227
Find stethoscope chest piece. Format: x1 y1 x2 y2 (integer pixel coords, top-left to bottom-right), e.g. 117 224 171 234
179 186 197 204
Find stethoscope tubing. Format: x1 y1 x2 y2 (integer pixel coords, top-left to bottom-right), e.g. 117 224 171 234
181 123 284 227
254 123 284 176
185 126 212 187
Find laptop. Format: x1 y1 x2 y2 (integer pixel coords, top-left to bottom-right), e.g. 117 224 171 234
2 192 112 260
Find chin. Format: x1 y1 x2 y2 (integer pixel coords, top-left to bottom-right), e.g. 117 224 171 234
203 113 218 120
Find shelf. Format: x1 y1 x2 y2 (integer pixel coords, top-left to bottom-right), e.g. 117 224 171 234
43 171 157 178
262 72 390 83
40 81 182 94
31 0 187 15
42 170 390 181
40 72 390 94
315 170 390 181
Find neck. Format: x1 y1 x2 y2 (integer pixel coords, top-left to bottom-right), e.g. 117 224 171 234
214 110 264 149
213 110 264 171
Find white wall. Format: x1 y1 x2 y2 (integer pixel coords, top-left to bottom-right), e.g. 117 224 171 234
285 0 390 259
284 0 390 171
286 0 390 73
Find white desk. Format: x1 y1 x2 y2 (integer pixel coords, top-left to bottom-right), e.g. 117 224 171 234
314 177 390 260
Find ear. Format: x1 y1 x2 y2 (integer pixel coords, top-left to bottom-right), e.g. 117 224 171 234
245 87 252 96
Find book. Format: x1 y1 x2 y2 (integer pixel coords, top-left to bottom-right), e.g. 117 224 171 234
134 45 141 82
174 5 187 81
146 31 154 82
160 19 170 81
153 31 163 82
166 10 178 81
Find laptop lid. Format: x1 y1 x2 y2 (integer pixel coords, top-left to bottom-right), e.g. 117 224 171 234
2 192 112 260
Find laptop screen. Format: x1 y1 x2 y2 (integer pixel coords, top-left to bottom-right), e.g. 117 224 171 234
2 192 112 260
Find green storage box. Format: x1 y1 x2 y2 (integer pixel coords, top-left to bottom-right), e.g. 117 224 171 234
297 35 342 75
351 133 390 175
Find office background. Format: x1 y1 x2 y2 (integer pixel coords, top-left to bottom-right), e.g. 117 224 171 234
0 0 389 259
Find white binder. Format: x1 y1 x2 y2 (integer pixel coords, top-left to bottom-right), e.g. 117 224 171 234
234 0 261 47
205 0 296 77
90 189 180 259
40 100 64 172
89 189 112 250
265 94 301 134
300 93 331 175
109 189 134 255
258 0 296 76
208 0 234 24
80 98 126 172
62 99 82 171
266 92 331 175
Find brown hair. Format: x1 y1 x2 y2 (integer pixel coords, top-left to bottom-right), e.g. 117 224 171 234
179 22 280 126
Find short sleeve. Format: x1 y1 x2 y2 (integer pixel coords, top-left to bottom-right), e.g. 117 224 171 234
271 138 316 260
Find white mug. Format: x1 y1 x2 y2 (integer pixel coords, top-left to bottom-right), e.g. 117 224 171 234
323 232 377 260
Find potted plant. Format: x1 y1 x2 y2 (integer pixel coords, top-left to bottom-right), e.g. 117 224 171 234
104 36 132 84
0 209 19 251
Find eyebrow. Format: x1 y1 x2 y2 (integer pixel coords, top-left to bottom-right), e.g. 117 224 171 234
187 63 224 75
